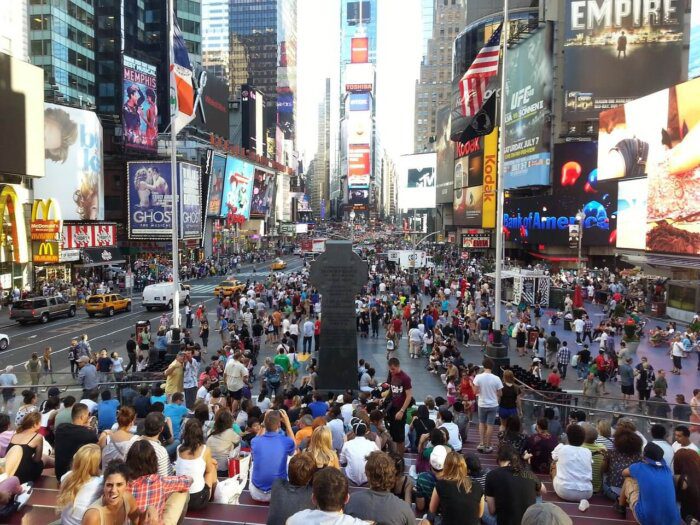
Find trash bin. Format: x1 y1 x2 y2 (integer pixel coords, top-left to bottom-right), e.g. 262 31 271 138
563 319 572 331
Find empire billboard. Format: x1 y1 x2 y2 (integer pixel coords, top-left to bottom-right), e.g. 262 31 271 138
563 0 684 120
503 26 552 189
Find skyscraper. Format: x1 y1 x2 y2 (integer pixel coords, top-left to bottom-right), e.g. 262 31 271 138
414 0 467 153
28 0 96 105
310 78 331 217
0 0 29 61
202 0 230 84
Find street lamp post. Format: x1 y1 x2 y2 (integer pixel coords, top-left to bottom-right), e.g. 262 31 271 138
575 209 585 277
349 210 356 244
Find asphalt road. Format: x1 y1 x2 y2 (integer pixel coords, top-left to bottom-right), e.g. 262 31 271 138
0 255 306 383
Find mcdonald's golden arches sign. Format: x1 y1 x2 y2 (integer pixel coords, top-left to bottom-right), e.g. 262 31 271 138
31 199 62 263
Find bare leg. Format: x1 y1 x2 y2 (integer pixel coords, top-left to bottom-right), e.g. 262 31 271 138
3 446 22 478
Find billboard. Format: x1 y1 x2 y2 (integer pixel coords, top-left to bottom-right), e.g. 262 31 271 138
345 63 374 92
179 162 201 239
691 0 700 79
347 1 371 25
297 194 312 213
122 55 158 153
482 129 498 229
349 93 371 112
348 144 371 188
191 70 229 138
563 0 684 120
349 188 369 207
347 111 372 144
221 156 254 219
503 141 618 246
503 26 552 189
241 86 264 155
207 153 226 217
0 54 44 178
435 107 454 205
250 169 276 218
127 161 173 238
598 76 700 254
37 104 104 221
399 153 436 210
63 224 116 249
351 37 369 63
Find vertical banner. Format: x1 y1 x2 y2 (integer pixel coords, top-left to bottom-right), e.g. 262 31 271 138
179 162 202 239
482 128 498 228
207 153 226 217
221 156 255 219
127 161 173 238
122 55 158 152
250 169 276 218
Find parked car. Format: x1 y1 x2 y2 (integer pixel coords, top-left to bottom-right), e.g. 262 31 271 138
10 296 76 324
85 294 132 317
213 279 246 298
142 282 190 310
0 333 9 350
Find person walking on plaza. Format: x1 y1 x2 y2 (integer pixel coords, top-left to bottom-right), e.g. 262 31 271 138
386 357 413 455
77 356 98 396
473 358 503 454
556 342 571 380
24 353 40 393
302 316 314 355
69 338 80 379
546 331 560 369
573 316 585 345
125 333 137 374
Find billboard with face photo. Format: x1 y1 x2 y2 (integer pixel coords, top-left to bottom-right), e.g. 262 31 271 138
127 161 173 238
207 153 226 217
250 169 276 218
179 162 201 239
221 156 254 219
435 107 454 204
37 104 104 221
122 55 158 152
599 77 700 254
563 0 684 120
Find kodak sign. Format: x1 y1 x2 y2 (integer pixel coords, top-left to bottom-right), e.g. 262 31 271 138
482 128 498 229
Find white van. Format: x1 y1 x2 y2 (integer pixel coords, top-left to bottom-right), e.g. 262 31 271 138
142 282 190 311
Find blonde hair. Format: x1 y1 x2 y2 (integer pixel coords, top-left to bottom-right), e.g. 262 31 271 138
56 444 102 510
73 172 99 220
597 419 612 438
441 451 472 494
307 426 337 469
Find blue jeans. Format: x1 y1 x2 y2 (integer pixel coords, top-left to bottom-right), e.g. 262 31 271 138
577 362 589 379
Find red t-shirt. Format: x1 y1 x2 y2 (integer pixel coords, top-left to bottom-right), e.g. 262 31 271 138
547 372 561 388
390 370 412 408
392 318 403 333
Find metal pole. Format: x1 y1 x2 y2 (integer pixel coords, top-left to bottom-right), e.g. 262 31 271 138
169 0 180 328
494 0 509 328
577 211 583 277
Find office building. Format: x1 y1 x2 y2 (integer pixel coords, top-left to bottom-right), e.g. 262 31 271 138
1 0 29 61
202 0 230 83
413 0 467 152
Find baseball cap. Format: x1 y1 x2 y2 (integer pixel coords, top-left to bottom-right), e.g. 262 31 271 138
430 445 448 471
336 394 345 404
643 442 665 466
521 503 572 525
532 357 541 363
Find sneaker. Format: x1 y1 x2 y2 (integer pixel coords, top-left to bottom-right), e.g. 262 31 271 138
477 444 485 452
578 499 590 512
15 483 32 511
483 446 493 454
612 503 627 517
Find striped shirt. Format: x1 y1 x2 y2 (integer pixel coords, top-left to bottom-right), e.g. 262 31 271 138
557 346 571 365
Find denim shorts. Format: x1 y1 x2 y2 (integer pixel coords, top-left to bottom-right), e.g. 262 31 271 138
478 406 498 425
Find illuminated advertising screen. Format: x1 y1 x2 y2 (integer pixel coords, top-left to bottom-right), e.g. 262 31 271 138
345 63 374 93
503 27 552 188
347 1 371 25
691 0 700 78
349 188 369 206
122 55 158 153
207 153 226 217
179 162 201 239
127 161 173 238
598 77 700 254
348 144 371 188
349 93 371 112
563 0 684 120
351 37 369 63
38 104 104 221
347 111 371 144
250 169 276 218
453 136 485 227
435 106 454 205
503 142 618 246
399 153 436 210
191 70 229 138
221 156 255 219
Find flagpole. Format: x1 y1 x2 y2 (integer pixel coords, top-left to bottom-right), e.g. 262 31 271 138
494 0 509 330
169 0 181 328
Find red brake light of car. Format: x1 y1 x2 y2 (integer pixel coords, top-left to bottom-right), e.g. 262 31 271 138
31 310 36 316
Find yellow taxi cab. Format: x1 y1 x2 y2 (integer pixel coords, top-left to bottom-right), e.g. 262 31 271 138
85 293 131 317
214 279 246 298
271 258 287 271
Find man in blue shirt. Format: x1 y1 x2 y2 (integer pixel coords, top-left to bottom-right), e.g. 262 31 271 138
97 389 120 432
163 392 189 439
308 391 329 419
616 442 680 525
250 409 295 502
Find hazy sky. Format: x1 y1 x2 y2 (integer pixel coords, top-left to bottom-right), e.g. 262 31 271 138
297 0 423 164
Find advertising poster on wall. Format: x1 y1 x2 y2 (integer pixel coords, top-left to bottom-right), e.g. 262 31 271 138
563 0 684 120
250 169 276 218
127 161 172 238
179 162 201 239
348 144 371 188
122 55 158 152
349 93 371 111
207 153 226 217
398 153 436 210
37 103 104 221
435 106 454 205
191 70 229 138
482 129 498 229
453 137 484 227
598 77 700 254
616 179 648 250
503 26 552 189
221 156 254 219
691 0 700 78
351 37 369 63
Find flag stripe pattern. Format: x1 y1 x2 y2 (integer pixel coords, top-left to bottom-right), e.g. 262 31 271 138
459 24 503 117
171 12 195 134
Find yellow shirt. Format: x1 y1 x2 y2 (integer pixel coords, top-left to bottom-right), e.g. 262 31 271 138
165 360 183 395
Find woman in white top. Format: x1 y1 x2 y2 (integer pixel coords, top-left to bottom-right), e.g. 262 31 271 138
206 409 241 477
551 424 593 504
175 418 217 510
82 460 139 525
110 352 124 382
102 407 138 466
57 444 103 525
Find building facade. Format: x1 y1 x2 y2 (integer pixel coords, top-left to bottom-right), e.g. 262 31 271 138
202 0 230 83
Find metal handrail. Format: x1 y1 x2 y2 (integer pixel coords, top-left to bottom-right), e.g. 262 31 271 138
6 379 164 391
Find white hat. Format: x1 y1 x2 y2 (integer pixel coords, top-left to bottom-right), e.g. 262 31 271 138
532 358 541 363
430 445 448 471
336 394 345 404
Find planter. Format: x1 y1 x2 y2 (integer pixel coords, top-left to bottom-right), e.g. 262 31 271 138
623 340 640 355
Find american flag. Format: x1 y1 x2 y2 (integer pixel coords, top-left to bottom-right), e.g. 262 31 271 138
459 24 503 117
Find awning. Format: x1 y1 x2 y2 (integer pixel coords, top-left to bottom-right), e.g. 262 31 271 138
76 247 126 267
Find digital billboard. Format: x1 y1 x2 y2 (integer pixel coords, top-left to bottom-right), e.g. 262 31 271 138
179 162 201 239
250 169 276 218
347 1 371 25
122 55 158 153
349 188 369 207
435 106 454 205
241 86 264 156
453 136 485 227
348 144 371 188
207 153 226 217
349 93 371 112
345 63 374 92
127 161 173 238
503 26 552 188
221 156 254 219
347 111 372 144
598 77 700 254
503 141 618 247
37 104 104 221
691 0 700 79
563 0 684 120
351 37 369 63
191 70 229 138
399 153 436 211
